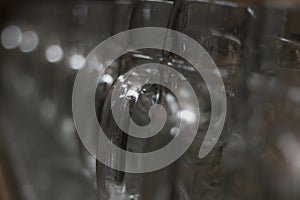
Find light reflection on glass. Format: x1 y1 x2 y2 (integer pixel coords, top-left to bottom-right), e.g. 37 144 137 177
101 74 114 85
69 54 86 70
45 44 64 63
177 109 196 124
1 25 22 49
19 31 39 53
170 127 180 137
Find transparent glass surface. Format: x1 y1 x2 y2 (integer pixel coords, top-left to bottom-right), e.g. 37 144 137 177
230 2 300 200
96 0 252 200
0 1 117 200
2 0 300 200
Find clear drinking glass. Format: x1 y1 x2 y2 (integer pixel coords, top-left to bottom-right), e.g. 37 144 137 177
77 0 134 185
234 1 300 200
163 1 253 199
0 1 111 199
97 0 253 199
96 1 174 200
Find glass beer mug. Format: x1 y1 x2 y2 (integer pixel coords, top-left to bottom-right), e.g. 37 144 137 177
96 0 252 199
232 1 300 200
96 0 174 199
165 1 252 199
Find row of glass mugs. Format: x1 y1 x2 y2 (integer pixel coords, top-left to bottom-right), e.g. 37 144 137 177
94 0 300 200
0 1 135 199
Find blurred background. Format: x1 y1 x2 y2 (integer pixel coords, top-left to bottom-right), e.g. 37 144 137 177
0 0 299 200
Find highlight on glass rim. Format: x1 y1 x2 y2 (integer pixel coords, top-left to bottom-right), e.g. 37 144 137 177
0 0 300 200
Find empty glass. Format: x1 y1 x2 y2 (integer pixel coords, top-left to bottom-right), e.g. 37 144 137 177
96 0 252 199
233 1 300 200
164 1 253 199
96 1 174 199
